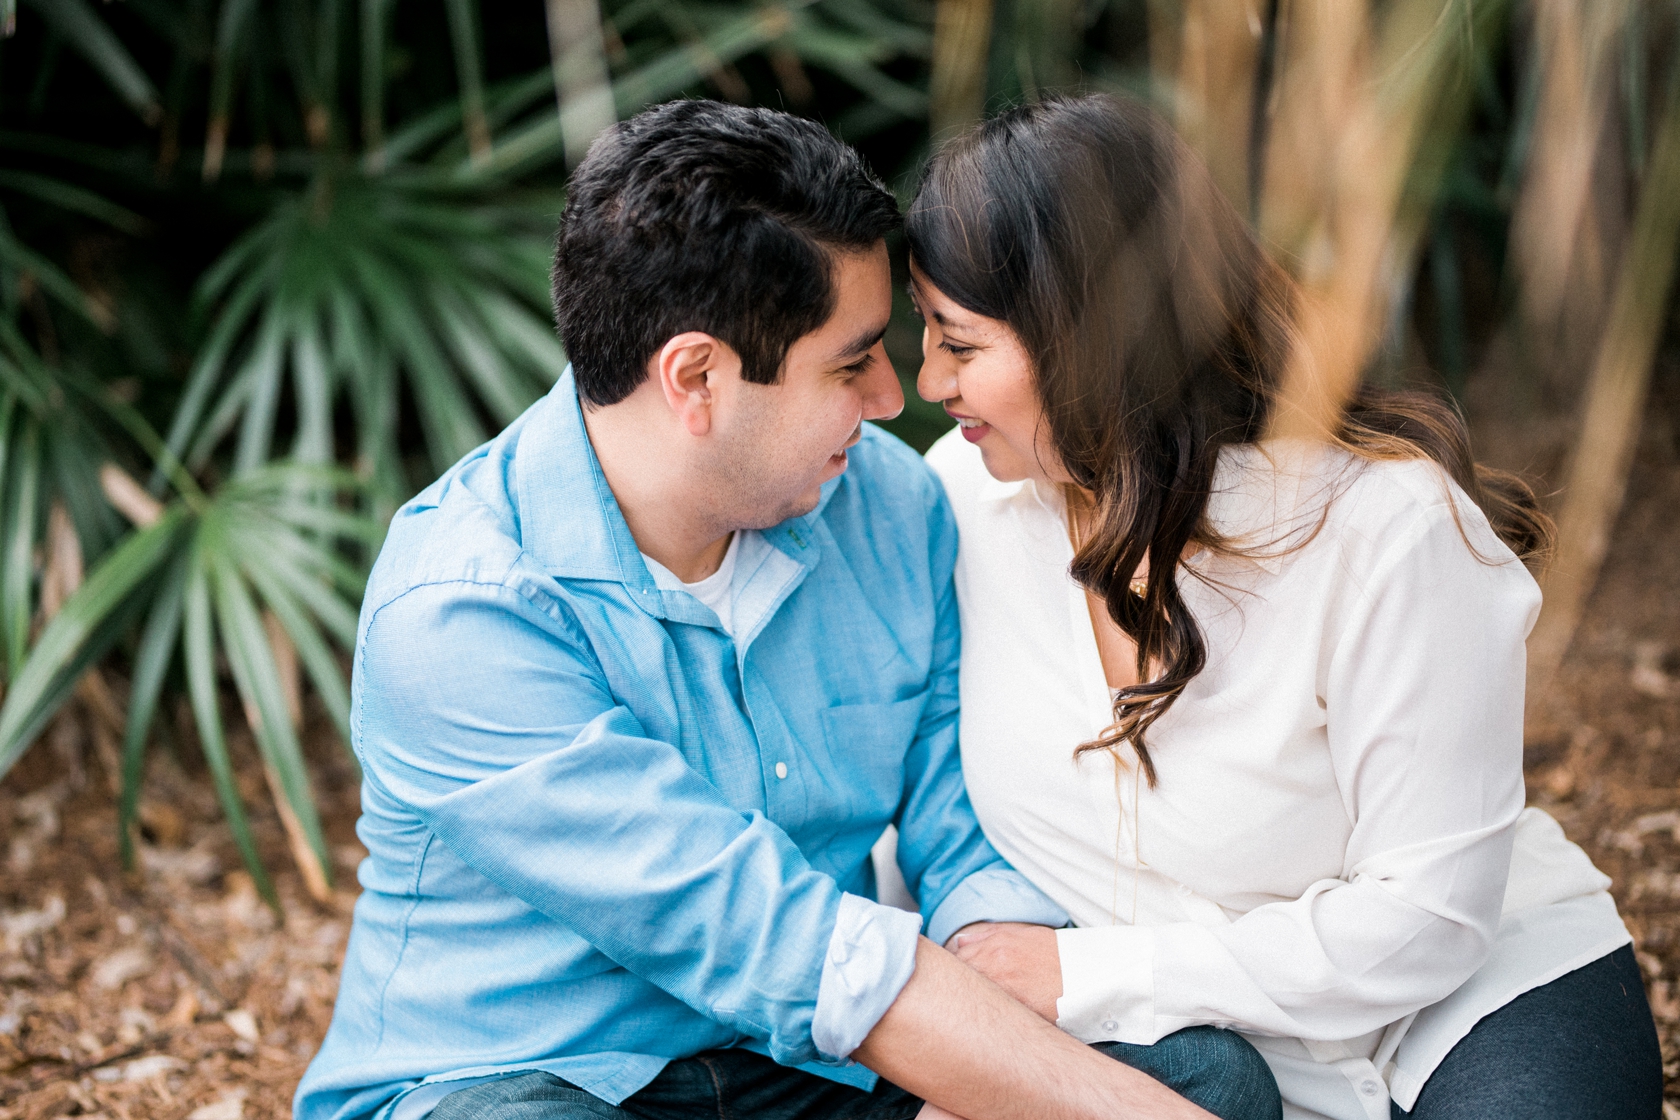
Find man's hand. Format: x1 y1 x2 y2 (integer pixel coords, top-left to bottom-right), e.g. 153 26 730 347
948 923 1062 1022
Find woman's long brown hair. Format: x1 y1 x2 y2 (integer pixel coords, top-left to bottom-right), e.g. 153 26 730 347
905 94 1551 785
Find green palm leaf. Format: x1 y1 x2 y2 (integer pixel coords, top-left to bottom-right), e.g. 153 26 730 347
20 0 162 124
167 174 563 495
0 461 380 899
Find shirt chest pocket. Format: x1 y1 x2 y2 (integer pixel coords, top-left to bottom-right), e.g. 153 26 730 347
814 690 931 821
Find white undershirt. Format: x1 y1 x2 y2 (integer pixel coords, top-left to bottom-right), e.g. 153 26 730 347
927 431 1631 1120
641 531 742 634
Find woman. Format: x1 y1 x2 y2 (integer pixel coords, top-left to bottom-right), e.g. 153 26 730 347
908 94 1660 1119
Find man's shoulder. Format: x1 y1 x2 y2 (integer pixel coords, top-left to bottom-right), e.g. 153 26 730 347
362 430 547 625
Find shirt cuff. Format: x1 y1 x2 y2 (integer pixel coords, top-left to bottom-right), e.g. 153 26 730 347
924 866 1071 947
1055 924 1157 1044
811 893 922 1062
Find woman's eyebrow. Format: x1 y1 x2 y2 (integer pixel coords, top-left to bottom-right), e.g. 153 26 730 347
931 307 979 333
908 281 979 333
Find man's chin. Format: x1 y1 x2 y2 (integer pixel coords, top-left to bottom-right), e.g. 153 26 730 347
737 454 847 530
769 488 823 527
736 484 823 531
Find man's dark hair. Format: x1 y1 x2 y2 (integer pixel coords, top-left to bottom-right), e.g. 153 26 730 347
552 99 901 407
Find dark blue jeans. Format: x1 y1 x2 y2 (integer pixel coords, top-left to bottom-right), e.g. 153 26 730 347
1394 945 1662 1119
429 1025 1281 1120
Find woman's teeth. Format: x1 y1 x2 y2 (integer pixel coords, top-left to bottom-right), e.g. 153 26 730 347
957 418 984 429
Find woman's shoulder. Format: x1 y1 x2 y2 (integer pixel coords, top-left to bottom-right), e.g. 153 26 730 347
1330 453 1508 560
1211 443 1517 572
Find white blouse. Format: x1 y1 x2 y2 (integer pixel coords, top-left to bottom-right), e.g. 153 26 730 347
926 432 1631 1120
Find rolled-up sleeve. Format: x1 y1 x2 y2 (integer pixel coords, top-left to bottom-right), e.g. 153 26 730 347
1057 508 1537 1044
810 894 923 1061
356 578 844 1067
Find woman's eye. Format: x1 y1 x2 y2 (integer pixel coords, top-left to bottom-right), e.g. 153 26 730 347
940 342 975 357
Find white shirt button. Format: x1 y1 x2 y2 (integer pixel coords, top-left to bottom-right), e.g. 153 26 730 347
775 762 788 779
1359 1080 1381 1097
1101 1019 1119 1032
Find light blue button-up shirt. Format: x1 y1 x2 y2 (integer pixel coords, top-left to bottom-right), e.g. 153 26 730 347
294 373 1066 1120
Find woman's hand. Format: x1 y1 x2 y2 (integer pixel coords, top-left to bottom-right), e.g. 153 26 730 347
946 922 1063 1022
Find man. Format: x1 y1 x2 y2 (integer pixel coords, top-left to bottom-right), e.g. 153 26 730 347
296 100 1261 1120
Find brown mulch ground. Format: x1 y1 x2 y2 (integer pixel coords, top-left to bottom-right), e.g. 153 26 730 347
2 400 1680 1119
0 708 364 1120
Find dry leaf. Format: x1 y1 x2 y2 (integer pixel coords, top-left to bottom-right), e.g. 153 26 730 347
187 1089 247 1120
224 1007 260 1044
2 894 65 950
91 945 152 990
122 1054 184 1081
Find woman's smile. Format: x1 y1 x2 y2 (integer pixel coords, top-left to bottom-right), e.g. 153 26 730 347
947 408 991 443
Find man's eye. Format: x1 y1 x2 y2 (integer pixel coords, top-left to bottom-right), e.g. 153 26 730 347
843 353 876 375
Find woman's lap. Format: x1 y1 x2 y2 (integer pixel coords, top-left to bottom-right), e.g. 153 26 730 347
1396 945 1661 1119
1099 1026 1283 1120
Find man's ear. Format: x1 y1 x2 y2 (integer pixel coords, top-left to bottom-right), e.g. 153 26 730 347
652 332 740 437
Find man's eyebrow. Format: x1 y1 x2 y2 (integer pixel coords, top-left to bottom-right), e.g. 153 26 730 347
830 321 889 362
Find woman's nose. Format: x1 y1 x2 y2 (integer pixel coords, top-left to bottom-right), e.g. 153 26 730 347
916 353 955 403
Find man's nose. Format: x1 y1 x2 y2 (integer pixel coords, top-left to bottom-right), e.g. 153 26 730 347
861 343 904 423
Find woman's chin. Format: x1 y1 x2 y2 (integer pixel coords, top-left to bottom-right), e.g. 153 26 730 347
974 442 1033 485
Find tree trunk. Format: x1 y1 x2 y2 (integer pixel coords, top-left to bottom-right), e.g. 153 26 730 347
545 0 615 167
929 0 994 140
1525 79 1680 720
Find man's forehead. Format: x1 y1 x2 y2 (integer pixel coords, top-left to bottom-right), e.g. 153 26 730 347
813 245 891 351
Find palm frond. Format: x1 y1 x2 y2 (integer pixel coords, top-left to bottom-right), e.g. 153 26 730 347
20 0 162 124
167 174 565 498
0 460 380 898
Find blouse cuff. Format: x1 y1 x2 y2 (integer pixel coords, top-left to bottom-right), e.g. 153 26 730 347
1055 925 1157 1044
811 892 923 1062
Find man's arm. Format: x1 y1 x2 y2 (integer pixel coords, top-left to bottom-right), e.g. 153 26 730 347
356 578 847 1067
890 478 1068 943
855 939 1214 1120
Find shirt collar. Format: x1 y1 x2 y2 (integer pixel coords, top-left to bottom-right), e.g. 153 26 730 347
978 476 1029 503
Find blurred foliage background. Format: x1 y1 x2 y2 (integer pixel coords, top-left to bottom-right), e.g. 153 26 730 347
0 0 1677 902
